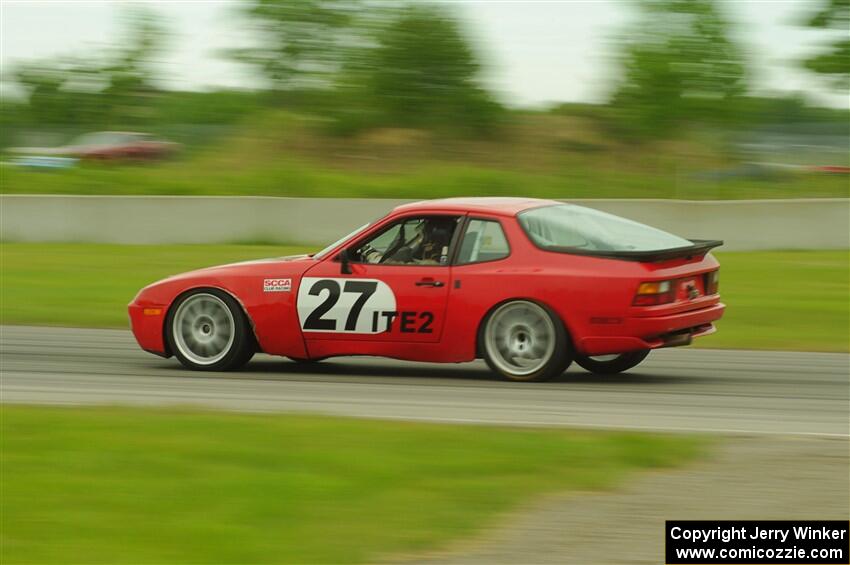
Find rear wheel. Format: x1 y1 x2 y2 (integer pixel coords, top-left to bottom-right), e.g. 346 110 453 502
480 300 572 382
574 350 650 374
166 289 255 371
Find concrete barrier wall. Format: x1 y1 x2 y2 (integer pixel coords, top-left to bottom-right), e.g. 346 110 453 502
2 195 848 251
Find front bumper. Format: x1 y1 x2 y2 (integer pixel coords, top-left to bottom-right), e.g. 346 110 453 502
128 301 169 357
576 302 725 356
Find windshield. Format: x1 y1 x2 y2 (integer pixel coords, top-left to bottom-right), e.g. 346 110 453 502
72 132 141 147
518 204 692 252
313 223 371 260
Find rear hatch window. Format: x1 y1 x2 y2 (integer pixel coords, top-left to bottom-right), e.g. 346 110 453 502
518 204 720 261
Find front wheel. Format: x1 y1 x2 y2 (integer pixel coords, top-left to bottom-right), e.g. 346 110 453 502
480 300 572 382
574 350 650 374
166 289 255 371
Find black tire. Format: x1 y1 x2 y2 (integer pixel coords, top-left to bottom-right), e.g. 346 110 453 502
286 356 326 364
165 288 256 371
574 350 650 374
479 300 573 382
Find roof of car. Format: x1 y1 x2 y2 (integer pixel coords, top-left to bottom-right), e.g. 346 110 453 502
393 197 559 217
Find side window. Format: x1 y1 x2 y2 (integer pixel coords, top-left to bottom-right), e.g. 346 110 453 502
361 222 407 257
456 219 510 264
352 216 460 265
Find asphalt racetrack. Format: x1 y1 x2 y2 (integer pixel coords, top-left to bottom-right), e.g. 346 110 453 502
2 326 848 437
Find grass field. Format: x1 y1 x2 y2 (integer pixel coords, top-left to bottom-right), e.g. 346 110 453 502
695 251 849 352
2 111 848 200
0 406 703 564
0 244 847 351
0 243 312 328
4 158 847 200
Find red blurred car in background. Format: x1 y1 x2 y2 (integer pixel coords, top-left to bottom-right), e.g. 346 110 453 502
129 198 725 382
9 131 179 162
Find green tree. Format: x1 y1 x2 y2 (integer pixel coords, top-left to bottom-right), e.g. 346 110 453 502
8 59 108 128
9 63 69 126
100 6 169 125
6 5 168 130
234 0 362 95
801 0 850 88
610 0 747 139
363 4 502 135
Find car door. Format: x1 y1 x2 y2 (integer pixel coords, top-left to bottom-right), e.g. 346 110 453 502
298 214 463 344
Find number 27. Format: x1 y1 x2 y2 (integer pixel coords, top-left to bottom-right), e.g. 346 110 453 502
303 280 377 331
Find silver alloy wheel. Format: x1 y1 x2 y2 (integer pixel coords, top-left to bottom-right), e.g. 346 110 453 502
172 293 236 366
485 301 557 377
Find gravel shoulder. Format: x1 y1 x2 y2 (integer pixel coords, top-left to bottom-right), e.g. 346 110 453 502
399 436 850 565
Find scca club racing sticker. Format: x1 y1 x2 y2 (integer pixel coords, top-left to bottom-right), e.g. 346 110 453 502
298 277 434 334
263 278 292 292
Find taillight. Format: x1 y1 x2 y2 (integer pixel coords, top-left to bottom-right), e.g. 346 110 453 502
704 270 719 294
633 280 674 306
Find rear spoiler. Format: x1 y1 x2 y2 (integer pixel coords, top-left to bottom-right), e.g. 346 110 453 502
545 239 724 262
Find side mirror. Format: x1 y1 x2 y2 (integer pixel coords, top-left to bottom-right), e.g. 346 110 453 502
339 248 352 274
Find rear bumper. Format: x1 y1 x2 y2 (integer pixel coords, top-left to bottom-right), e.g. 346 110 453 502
576 302 725 356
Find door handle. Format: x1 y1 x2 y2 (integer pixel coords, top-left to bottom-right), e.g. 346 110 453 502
415 279 444 287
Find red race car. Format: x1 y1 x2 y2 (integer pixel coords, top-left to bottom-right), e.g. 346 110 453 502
129 198 725 381
9 131 179 162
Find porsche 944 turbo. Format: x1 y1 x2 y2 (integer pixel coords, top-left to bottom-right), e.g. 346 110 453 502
129 198 724 381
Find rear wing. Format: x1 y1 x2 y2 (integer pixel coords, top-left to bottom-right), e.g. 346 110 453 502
545 239 724 263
